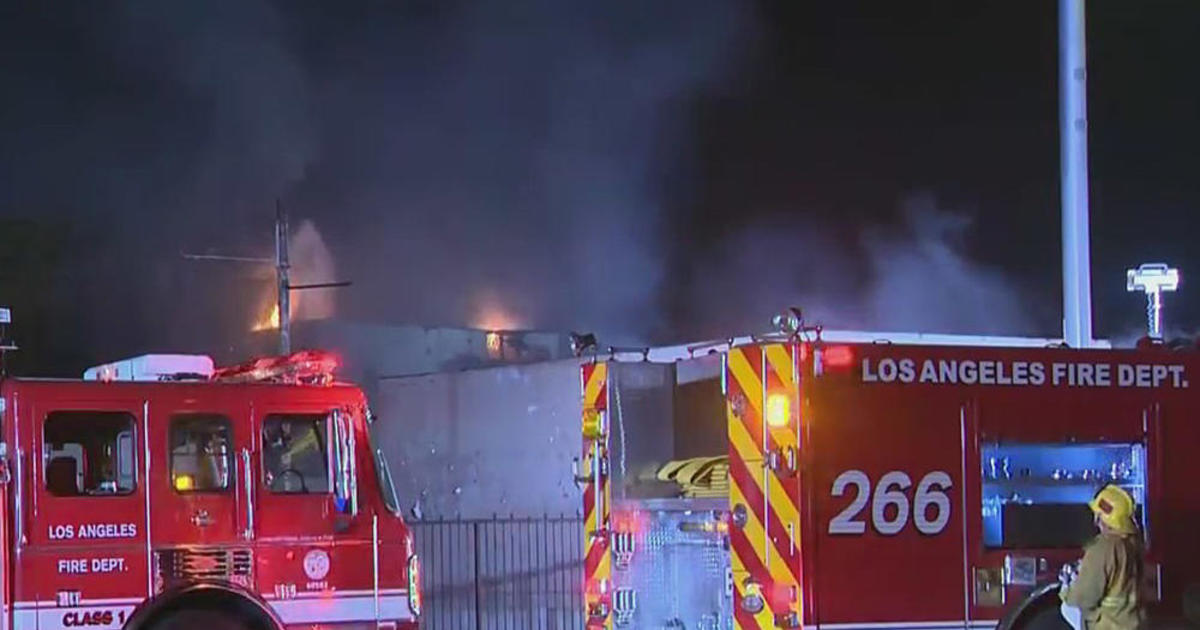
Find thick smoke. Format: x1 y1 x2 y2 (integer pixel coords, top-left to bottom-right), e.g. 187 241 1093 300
251 219 337 328
301 2 754 342
683 194 1038 339
0 2 755 365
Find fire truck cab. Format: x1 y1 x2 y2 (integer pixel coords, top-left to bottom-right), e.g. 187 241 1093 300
0 351 421 629
577 329 1200 630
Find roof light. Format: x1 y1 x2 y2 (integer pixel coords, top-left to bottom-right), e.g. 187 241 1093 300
83 355 215 382
772 307 804 335
822 345 855 368
213 350 340 386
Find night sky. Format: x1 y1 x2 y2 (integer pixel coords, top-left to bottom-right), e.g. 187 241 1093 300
1 2 1198 375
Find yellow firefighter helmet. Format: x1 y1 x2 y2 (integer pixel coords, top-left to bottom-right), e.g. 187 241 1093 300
1088 484 1138 535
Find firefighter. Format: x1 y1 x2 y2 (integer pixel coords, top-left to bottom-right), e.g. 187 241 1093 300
1059 484 1147 630
264 420 322 492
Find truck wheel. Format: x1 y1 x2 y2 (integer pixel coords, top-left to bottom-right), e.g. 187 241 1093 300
1016 600 1073 630
124 585 280 630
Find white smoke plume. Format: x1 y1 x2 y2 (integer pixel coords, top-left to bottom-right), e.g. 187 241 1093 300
682 193 1038 339
287 220 338 323
252 219 337 330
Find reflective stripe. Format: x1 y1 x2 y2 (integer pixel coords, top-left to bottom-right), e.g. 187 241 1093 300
270 594 414 623
1099 595 1129 609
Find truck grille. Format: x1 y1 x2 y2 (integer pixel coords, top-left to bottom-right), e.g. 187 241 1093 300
156 547 253 585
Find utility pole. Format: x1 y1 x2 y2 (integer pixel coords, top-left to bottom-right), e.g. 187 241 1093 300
183 202 351 356
275 200 291 355
1060 0 1095 348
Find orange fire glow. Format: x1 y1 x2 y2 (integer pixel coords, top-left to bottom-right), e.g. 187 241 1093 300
248 219 338 333
252 304 280 332
472 292 522 332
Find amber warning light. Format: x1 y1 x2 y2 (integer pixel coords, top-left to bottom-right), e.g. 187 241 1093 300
766 393 790 428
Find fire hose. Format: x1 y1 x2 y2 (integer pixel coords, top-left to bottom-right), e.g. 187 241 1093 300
651 456 729 499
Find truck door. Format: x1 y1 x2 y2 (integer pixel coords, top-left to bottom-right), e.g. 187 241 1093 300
29 398 150 629
252 400 373 626
148 392 254 589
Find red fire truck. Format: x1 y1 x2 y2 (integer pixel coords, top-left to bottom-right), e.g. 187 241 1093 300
576 327 1200 630
0 350 421 629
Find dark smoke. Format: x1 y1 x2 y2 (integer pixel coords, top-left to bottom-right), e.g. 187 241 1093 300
0 1 755 370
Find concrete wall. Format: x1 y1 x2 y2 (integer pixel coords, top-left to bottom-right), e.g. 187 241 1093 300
233 320 573 386
372 358 583 520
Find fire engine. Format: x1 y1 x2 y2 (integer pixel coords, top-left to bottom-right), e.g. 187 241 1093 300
575 323 1200 630
0 349 421 629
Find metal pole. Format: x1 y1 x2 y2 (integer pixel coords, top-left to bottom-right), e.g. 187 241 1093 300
275 200 291 355
1148 291 1162 339
1060 0 1094 348
474 521 483 630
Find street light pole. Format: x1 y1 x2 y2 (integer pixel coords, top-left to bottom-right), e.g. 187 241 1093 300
1060 0 1095 348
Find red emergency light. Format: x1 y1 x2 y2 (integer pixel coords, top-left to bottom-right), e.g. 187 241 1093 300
821 345 855 368
213 349 341 386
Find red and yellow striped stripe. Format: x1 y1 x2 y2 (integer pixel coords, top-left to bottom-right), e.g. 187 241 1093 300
727 344 804 629
580 362 612 629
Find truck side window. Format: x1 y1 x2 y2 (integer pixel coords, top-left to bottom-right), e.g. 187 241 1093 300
262 414 330 494
170 414 232 493
44 411 137 497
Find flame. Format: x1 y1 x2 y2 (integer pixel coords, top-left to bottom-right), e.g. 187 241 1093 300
253 304 280 331
247 219 337 332
485 331 503 358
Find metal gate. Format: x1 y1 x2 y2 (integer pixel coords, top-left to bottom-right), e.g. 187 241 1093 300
410 515 584 630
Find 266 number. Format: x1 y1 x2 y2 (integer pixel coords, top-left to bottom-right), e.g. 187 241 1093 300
828 470 953 536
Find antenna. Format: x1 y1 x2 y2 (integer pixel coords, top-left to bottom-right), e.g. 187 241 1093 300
1126 264 1180 340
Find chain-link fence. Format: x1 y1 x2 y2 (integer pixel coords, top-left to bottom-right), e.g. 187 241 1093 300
410 515 584 630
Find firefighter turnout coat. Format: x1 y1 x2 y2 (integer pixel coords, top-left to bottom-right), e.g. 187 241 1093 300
1062 532 1147 630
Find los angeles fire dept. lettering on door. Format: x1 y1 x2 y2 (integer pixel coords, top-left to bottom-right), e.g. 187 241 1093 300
828 470 953 536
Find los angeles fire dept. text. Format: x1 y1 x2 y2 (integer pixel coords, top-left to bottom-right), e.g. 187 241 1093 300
862 357 1188 389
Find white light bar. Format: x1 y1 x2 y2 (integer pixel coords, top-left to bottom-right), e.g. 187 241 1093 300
0 307 10 324
1127 263 1181 339
84 354 215 382
601 330 1108 364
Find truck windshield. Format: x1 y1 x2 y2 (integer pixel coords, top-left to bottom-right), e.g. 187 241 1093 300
366 409 401 515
